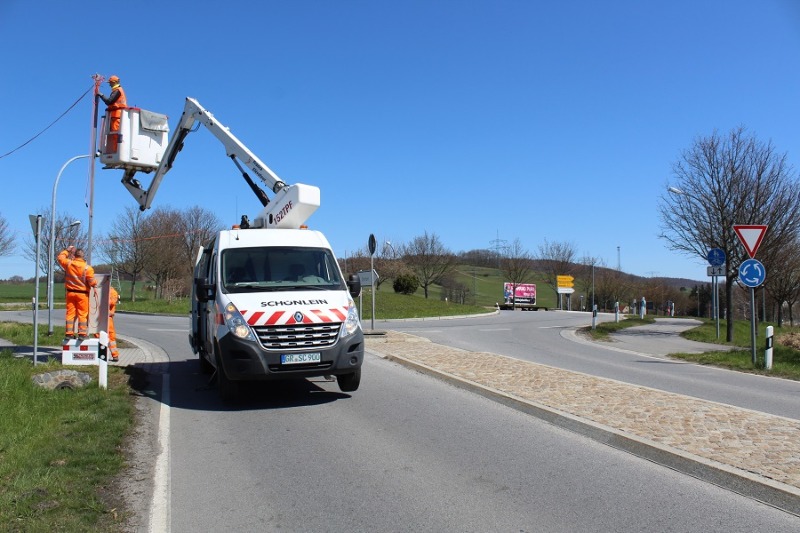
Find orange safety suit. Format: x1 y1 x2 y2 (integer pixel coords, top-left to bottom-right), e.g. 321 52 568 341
100 82 127 132
57 249 97 338
108 286 120 359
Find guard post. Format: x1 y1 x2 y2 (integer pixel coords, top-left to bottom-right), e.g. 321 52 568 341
765 325 774 370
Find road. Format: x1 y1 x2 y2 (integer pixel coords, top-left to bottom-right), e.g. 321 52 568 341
4 309 800 531
381 311 800 420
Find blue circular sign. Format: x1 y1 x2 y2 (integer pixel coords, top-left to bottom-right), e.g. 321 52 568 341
738 259 766 288
707 248 726 266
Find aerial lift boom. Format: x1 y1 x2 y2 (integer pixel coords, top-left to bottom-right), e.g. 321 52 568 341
119 97 320 229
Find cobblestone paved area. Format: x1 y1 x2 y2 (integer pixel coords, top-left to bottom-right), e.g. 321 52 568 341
366 331 800 512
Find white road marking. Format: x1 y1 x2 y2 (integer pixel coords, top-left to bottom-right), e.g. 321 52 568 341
149 373 171 533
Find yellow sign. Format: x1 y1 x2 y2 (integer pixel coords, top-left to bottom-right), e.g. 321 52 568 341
557 275 574 288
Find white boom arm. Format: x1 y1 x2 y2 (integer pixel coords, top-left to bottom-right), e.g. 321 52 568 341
122 97 319 229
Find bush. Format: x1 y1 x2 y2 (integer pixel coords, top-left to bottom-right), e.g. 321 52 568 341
393 274 419 295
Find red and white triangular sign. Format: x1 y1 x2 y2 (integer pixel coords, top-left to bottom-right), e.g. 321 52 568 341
733 224 768 258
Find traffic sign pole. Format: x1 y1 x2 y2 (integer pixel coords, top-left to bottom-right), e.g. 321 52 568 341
750 288 757 366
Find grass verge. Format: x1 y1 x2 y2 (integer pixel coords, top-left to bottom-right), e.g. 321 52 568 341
675 318 800 380
0 335 134 531
588 316 800 381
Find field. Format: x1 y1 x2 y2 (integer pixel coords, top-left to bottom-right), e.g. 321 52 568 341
1 266 562 316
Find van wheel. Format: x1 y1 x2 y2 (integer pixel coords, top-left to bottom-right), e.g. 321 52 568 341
215 350 239 401
337 369 361 392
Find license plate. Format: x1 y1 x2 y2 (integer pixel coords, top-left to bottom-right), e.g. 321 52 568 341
281 352 321 365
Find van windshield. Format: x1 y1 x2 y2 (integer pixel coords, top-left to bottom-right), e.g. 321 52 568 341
221 246 346 293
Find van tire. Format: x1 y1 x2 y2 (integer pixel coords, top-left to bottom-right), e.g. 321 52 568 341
337 369 361 392
215 349 239 402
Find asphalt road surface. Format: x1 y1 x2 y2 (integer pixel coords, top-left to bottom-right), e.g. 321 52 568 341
4 309 800 531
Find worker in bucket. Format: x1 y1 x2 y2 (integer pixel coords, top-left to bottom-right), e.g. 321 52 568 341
57 246 97 342
98 75 127 132
108 286 120 362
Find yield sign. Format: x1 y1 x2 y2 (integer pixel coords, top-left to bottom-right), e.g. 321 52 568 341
733 224 768 258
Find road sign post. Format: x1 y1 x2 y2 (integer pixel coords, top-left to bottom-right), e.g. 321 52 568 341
706 248 726 340
368 234 377 330
734 224 768 365
738 251 767 367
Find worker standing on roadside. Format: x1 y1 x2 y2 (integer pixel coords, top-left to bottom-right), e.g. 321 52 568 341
98 75 127 132
108 286 120 362
57 246 97 341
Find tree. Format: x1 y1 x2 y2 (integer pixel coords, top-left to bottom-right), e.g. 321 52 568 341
659 126 800 341
22 208 86 277
500 238 534 310
140 207 186 299
536 239 577 300
402 231 456 298
0 213 14 257
458 248 497 268
393 274 419 295
764 237 800 327
99 207 148 301
178 206 223 278
375 240 407 290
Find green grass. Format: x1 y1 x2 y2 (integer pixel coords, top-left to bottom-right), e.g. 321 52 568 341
358 288 490 320
675 318 800 380
589 316 800 380
0 322 71 348
4 266 561 314
0 346 134 531
119 297 191 315
585 315 655 340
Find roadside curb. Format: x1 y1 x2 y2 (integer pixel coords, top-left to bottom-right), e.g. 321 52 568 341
368 338 800 516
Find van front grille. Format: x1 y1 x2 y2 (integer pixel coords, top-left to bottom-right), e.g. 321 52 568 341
252 323 341 350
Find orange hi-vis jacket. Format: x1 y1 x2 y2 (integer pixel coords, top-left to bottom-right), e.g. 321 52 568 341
57 250 97 294
109 286 118 316
106 83 127 112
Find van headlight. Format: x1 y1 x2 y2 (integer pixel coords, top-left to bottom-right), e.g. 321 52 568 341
341 297 361 338
222 302 256 341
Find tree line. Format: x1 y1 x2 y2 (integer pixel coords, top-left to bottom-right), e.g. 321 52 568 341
18 205 222 302
4 126 800 329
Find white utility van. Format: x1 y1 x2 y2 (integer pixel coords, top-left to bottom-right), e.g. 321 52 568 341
190 227 364 400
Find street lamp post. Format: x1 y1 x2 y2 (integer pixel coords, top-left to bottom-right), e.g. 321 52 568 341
48 154 91 336
383 240 397 259
668 185 720 337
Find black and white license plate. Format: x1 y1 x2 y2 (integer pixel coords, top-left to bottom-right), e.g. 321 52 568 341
281 352 321 365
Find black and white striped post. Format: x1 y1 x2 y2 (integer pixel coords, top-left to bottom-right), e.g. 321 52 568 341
765 325 774 370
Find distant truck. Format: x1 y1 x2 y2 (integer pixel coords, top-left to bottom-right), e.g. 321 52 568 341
498 283 546 311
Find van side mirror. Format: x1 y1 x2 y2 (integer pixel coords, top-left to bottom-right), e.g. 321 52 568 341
347 274 361 298
194 277 215 302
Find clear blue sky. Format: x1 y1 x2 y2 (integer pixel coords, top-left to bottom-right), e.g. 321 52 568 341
1 0 799 283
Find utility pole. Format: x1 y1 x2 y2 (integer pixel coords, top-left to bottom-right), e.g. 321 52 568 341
490 230 507 268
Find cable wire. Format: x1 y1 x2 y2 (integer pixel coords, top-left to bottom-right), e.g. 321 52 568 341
0 84 95 160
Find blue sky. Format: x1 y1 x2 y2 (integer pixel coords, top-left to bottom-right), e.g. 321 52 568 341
1 0 799 283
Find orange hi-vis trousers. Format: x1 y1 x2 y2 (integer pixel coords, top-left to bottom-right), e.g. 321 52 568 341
108 315 119 358
65 291 90 337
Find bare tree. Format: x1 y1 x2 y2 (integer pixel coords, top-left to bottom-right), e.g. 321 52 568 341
659 126 800 341
178 205 224 277
500 238 535 309
594 268 635 312
373 240 408 290
403 231 456 298
576 256 604 311
765 237 800 326
0 213 14 257
22 208 86 276
536 239 577 299
140 207 186 298
99 207 148 301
